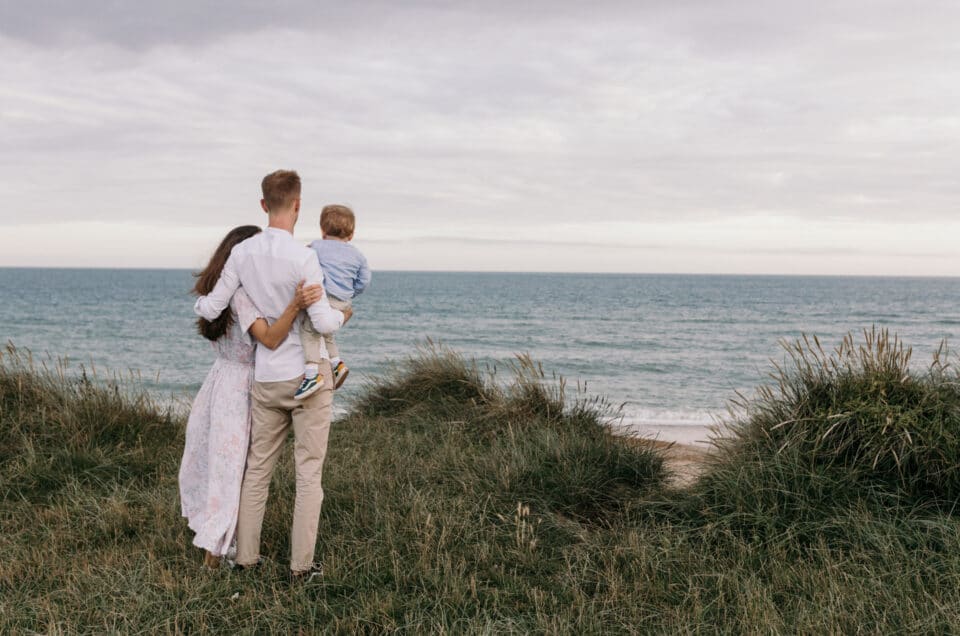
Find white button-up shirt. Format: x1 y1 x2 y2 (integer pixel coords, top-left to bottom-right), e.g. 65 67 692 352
194 227 344 382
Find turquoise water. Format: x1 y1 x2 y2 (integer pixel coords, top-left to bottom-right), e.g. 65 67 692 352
2 268 958 430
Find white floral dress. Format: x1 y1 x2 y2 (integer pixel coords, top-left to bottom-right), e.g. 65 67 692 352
179 288 262 556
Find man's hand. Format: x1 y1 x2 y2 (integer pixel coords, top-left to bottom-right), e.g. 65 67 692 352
341 306 354 325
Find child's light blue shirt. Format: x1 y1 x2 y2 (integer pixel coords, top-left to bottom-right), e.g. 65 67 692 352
307 239 371 301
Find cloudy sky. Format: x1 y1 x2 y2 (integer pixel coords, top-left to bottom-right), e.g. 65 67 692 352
1 1 958 274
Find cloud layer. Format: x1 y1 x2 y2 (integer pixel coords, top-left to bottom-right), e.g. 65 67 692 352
1 1 958 273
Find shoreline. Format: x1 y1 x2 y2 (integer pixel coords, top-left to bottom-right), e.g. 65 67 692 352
616 421 721 448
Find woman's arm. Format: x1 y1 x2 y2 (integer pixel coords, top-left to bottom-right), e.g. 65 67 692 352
247 282 323 350
195 251 241 319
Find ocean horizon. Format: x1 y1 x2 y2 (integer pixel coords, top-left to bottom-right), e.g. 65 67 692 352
5 265 959 278
3 267 958 445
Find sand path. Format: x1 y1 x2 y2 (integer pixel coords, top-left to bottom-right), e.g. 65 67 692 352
626 438 713 487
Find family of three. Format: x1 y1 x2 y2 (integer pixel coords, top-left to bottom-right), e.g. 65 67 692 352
178 169 371 581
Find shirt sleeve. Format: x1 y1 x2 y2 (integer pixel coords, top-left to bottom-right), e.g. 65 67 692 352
302 252 344 334
353 252 372 296
231 287 264 334
194 251 242 320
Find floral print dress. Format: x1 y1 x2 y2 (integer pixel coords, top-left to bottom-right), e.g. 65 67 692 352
179 288 262 556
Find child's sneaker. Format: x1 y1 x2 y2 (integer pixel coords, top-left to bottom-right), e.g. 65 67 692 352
294 374 323 400
332 361 350 389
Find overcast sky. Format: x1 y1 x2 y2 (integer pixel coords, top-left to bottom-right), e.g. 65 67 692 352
1 1 958 274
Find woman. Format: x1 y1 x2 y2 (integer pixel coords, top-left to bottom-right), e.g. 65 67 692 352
178 225 322 568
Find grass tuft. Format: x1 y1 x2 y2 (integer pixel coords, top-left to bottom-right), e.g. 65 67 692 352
349 341 495 419
344 343 667 522
704 328 960 512
0 344 178 503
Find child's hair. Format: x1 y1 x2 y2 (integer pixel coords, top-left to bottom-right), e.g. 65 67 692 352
320 204 355 238
193 225 262 341
261 169 301 211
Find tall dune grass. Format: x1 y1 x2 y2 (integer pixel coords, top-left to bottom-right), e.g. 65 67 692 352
0 344 178 504
4 335 960 632
689 329 960 538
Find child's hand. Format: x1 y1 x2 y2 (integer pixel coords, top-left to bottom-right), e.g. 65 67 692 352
295 281 324 309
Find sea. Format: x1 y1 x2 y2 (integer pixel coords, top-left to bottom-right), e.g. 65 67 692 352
2 268 958 445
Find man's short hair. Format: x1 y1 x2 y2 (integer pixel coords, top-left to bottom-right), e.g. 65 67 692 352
320 204 355 238
261 170 301 211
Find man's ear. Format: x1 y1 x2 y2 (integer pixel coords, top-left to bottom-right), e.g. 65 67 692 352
294 197 301 213
260 199 269 214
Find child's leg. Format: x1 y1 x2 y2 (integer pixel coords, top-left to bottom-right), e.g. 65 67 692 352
325 298 352 364
294 321 328 399
323 332 339 362
300 321 323 378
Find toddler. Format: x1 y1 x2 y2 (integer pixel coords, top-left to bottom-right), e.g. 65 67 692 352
295 204 371 399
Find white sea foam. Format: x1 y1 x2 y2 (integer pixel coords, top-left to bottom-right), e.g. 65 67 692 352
614 408 718 428
608 408 732 447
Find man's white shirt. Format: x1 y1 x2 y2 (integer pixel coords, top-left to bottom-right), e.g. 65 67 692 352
194 227 344 382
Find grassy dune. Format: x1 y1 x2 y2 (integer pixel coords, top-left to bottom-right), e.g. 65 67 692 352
3 333 960 633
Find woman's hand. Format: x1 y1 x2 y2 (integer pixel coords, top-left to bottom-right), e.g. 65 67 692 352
294 281 324 310
253 281 323 351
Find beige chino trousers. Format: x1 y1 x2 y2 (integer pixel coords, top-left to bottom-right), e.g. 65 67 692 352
235 360 333 572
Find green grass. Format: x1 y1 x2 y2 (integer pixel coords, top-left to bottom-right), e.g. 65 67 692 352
3 334 960 633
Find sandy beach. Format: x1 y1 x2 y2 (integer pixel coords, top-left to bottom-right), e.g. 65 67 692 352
619 423 718 487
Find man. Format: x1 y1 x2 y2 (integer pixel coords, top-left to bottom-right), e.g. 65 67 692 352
194 169 351 580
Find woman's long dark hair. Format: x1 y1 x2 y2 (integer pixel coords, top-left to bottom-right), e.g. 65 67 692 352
193 225 261 341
